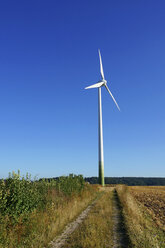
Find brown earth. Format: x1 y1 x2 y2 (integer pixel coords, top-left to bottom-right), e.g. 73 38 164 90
129 186 165 230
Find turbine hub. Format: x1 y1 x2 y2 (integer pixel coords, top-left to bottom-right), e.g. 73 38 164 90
98 79 107 84
99 79 107 85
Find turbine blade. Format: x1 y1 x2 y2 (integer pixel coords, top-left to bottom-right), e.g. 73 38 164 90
85 82 104 89
98 49 105 80
104 84 120 111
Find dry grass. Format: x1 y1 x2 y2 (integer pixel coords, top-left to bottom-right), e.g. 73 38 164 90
116 185 165 248
63 188 114 248
0 185 98 248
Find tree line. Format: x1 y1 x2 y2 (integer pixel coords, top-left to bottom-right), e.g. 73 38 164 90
84 177 165 186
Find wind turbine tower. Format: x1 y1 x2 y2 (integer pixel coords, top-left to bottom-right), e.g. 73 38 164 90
85 50 120 186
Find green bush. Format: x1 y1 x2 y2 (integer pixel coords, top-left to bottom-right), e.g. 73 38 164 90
56 174 85 196
0 171 41 220
0 171 85 222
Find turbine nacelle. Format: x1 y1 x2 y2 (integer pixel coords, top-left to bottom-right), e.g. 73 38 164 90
99 79 107 85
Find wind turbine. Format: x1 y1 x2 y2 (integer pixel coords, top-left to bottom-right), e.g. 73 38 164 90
85 50 120 186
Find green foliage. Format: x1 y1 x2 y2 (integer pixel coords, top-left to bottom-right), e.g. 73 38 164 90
56 174 85 196
0 171 41 220
0 171 85 222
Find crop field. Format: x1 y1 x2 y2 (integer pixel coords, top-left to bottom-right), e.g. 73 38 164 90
0 173 165 248
129 186 165 230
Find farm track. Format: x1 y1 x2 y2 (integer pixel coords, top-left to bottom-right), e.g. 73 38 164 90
48 188 132 248
112 189 132 248
48 197 99 248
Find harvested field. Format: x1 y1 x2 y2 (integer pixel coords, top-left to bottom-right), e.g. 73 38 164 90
129 186 165 230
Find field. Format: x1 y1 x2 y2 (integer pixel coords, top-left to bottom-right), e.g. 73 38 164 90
0 173 165 248
129 186 165 229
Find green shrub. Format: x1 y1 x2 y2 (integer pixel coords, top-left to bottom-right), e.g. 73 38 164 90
0 171 85 222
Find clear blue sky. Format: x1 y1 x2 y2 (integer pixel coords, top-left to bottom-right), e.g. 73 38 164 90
0 0 165 178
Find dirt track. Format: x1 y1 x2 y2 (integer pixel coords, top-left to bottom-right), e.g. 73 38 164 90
48 198 98 248
48 187 131 248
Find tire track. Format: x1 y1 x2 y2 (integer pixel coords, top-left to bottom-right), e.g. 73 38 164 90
112 189 132 248
47 197 99 248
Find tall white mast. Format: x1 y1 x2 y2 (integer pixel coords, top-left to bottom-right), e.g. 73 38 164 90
98 87 104 186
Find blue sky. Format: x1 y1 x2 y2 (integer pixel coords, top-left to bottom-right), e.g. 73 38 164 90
0 0 165 178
